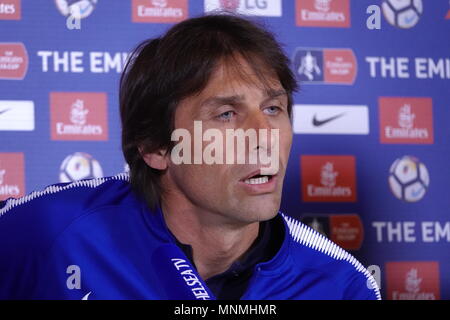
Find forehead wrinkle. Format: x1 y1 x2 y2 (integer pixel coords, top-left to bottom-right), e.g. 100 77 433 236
201 94 245 108
194 91 285 121
200 87 287 110
221 53 281 92
187 56 286 118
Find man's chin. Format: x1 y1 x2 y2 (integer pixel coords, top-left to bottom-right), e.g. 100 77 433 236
238 196 281 222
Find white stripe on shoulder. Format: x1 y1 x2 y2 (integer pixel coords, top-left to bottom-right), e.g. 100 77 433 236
281 213 382 300
0 173 130 218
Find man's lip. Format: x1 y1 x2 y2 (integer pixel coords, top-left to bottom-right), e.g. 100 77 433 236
238 174 278 194
240 169 277 181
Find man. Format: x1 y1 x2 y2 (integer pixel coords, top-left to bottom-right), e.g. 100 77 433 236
0 13 380 300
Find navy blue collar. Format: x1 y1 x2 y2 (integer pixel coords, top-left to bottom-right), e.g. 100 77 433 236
140 203 288 299
169 215 285 300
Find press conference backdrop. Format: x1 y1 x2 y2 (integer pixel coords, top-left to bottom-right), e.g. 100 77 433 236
0 0 449 300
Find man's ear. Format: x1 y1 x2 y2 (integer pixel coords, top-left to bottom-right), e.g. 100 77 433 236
139 146 169 171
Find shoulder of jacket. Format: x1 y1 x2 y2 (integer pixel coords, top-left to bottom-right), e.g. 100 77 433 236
280 213 381 300
0 173 133 252
0 172 130 218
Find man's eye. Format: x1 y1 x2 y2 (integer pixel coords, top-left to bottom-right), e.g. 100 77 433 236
264 106 281 115
217 110 235 121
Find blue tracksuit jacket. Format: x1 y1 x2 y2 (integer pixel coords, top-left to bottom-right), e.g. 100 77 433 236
0 173 381 300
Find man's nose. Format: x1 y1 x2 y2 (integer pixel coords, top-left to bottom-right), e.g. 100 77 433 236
244 109 275 153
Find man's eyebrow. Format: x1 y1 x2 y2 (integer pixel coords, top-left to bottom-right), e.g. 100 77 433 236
265 89 288 100
200 89 287 108
200 95 245 108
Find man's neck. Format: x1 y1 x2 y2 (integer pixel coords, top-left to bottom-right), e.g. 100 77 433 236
161 201 259 280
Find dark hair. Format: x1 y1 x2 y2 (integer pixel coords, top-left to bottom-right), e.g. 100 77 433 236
120 12 298 210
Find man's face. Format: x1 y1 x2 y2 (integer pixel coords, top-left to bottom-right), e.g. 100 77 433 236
161 57 293 226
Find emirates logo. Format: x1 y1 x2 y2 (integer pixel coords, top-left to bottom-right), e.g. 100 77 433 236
70 99 89 126
405 268 422 294
151 0 167 7
314 0 331 12
320 162 338 187
398 104 415 129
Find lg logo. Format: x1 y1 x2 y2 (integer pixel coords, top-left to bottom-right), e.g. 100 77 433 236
220 0 269 10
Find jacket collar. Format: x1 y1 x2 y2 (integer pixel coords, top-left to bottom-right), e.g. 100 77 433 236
140 203 292 274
